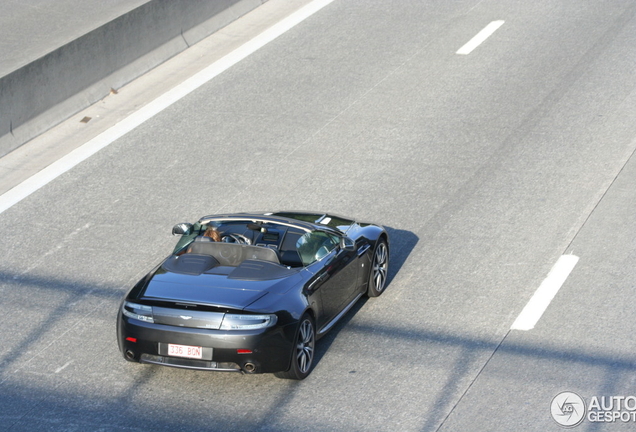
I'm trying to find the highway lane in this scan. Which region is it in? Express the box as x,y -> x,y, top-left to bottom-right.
1,0 -> 636,431
440,142 -> 636,432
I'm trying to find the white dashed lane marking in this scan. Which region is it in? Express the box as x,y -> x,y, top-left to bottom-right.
511,254 -> 579,331
456,20 -> 505,55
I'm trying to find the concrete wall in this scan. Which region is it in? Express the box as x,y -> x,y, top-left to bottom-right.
0,0 -> 266,158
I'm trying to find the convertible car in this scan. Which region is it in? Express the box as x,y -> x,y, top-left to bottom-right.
117,211 -> 389,379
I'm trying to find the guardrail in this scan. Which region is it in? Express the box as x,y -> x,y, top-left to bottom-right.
0,0 -> 266,158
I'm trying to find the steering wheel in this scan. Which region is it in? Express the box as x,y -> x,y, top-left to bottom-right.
221,234 -> 251,245
218,243 -> 242,264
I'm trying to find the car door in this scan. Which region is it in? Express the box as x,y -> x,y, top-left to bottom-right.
306,243 -> 360,332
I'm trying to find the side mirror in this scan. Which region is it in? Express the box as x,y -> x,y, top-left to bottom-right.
340,237 -> 356,251
172,223 -> 193,236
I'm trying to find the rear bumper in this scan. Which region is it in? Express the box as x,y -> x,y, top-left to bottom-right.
117,314 -> 296,374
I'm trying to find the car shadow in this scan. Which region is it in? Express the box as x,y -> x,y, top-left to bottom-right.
384,225 -> 419,286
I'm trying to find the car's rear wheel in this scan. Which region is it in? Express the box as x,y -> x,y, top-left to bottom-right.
367,239 -> 389,297
275,314 -> 315,380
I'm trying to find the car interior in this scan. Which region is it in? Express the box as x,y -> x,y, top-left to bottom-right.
171,221 -> 341,274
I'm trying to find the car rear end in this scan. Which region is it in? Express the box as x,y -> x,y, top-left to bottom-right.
117,300 -> 296,374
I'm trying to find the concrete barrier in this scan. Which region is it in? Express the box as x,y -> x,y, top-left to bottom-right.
0,0 -> 266,158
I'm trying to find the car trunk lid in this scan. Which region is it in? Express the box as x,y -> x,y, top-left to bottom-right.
139,270 -> 300,310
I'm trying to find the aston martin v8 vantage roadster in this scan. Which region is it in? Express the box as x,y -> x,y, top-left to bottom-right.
117,211 -> 389,379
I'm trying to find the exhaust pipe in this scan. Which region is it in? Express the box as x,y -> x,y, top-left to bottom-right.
125,350 -> 136,360
243,363 -> 256,373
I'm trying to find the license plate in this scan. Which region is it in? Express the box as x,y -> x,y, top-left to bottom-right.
168,343 -> 203,359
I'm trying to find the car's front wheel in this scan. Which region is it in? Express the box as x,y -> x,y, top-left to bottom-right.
275,314 -> 315,380
367,239 -> 389,297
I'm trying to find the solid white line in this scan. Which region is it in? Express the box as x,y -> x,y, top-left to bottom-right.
456,20 -> 505,55
511,255 -> 579,331
0,0 -> 335,216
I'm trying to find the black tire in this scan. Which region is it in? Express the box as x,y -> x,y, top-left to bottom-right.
275,314 -> 315,380
367,239 -> 389,297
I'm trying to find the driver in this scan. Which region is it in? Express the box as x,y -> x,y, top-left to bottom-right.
185,226 -> 221,253
202,226 -> 222,242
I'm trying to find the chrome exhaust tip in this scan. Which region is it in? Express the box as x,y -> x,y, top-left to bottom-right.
125,350 -> 136,360
243,363 -> 256,373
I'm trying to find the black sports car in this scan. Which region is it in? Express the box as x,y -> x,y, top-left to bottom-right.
117,211 -> 389,379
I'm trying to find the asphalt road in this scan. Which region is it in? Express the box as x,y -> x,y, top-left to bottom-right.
1,0 -> 636,431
